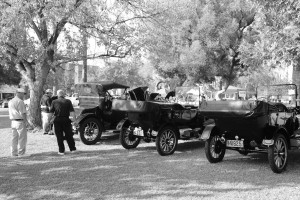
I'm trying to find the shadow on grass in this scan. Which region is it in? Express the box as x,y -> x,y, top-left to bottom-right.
1,141 -> 300,200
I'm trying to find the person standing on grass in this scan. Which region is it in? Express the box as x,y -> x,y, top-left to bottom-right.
49,90 -> 77,155
40,89 -> 54,135
8,88 -> 29,157
48,94 -> 58,134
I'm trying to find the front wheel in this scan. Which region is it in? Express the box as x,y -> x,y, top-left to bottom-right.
120,125 -> 141,149
268,133 -> 288,173
205,134 -> 226,163
79,118 -> 102,145
156,126 -> 178,156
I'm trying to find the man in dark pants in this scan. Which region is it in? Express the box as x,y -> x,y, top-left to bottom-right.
50,90 -> 77,155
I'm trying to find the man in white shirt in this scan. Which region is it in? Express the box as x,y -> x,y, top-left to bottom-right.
8,88 -> 29,157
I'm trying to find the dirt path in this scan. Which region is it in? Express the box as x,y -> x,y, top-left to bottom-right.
1,128 -> 300,200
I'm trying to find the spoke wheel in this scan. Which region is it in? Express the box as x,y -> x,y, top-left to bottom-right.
156,126 -> 178,156
268,133 -> 288,173
120,124 -> 141,149
79,118 -> 102,145
205,134 -> 226,163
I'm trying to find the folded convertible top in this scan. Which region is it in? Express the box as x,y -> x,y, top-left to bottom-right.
112,99 -> 185,113
199,100 -> 273,118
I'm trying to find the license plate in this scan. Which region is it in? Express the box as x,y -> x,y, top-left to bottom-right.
133,129 -> 144,136
226,140 -> 244,148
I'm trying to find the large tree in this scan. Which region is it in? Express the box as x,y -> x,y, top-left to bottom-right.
239,0 -> 300,90
103,56 -> 154,88
146,0 -> 256,92
0,63 -> 21,85
0,0 -> 158,126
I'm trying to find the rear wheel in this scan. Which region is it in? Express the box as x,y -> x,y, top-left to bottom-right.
120,125 -> 141,149
205,134 -> 226,163
268,133 -> 288,173
156,126 -> 178,156
79,118 -> 102,145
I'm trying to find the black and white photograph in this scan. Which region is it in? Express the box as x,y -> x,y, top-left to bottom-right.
1,0 -> 300,199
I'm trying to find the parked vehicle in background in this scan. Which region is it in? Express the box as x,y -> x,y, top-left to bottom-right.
1,97 -> 13,108
0,84 -> 17,108
73,81 -> 129,145
112,86 -> 204,156
200,84 -> 300,173
66,93 -> 79,107
0,99 -> 8,108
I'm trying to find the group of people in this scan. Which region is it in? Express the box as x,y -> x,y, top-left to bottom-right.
8,88 -> 77,157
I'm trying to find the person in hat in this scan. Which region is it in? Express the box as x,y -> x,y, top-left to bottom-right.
50,89 -> 77,155
8,88 -> 29,157
40,89 -> 54,135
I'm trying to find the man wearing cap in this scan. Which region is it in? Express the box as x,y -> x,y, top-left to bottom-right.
50,90 -> 77,155
8,88 -> 29,157
40,89 -> 53,135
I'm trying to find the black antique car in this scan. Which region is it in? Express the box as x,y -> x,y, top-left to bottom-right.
112,87 -> 204,156
200,84 -> 300,173
73,81 -> 129,145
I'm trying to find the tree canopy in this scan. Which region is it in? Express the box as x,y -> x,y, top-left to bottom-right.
144,0 -> 256,89
0,0 -> 160,126
0,64 -> 21,85
1,0 -> 299,126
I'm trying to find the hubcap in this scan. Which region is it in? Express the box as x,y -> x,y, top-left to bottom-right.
210,136 -> 223,158
160,130 -> 176,153
273,138 -> 287,169
124,127 -> 138,145
84,122 -> 99,141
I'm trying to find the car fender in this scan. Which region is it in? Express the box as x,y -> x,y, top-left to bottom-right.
263,126 -> 289,147
157,123 -> 180,138
200,124 -> 216,140
75,113 -> 98,124
275,126 -> 290,146
116,118 -> 131,130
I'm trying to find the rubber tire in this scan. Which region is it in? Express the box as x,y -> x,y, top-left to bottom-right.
268,133 -> 288,173
156,126 -> 178,156
119,125 -> 141,149
79,118 -> 102,145
205,134 -> 226,163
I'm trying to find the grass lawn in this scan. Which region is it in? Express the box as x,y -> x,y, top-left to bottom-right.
2,127 -> 300,200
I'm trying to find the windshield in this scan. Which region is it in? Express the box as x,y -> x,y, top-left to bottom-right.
256,84 -> 298,108
107,88 -> 127,99
75,84 -> 103,96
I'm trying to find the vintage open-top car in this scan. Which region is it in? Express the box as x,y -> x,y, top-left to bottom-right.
200,84 -> 300,173
112,86 -> 204,156
73,81 -> 129,145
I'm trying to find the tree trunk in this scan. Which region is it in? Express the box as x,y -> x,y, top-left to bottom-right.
28,84 -> 43,126
27,63 -> 51,127
81,29 -> 88,82
182,75 -> 195,86
214,76 -> 230,100
292,64 -> 300,97
52,70 -> 59,95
